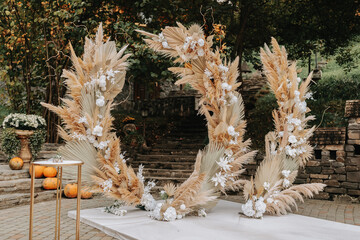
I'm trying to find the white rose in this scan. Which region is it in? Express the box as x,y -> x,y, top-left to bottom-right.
96,96 -> 105,107
92,125 -> 103,137
198,38 -> 205,46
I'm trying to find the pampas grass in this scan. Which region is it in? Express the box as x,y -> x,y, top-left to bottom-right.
241,38 -> 325,218
139,23 -> 255,219
41,24 -> 145,206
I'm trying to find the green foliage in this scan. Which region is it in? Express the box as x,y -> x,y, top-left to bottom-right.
123,132 -> 144,147
0,128 -> 21,160
247,75 -> 360,150
0,128 -> 46,161
29,129 -> 46,161
246,92 -> 277,149
309,77 -> 360,127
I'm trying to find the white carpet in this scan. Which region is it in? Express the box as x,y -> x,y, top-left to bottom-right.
68,200 -> 360,240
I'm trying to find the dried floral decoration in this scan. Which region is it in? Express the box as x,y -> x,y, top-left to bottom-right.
240,38 -> 325,218
138,23 -> 256,221
42,24 -> 154,208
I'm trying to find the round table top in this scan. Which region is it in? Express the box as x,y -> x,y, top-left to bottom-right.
31,159 -> 84,166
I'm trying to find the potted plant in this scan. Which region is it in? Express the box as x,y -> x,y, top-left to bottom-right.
1,113 -> 46,168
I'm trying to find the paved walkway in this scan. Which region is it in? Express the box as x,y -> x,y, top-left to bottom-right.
0,196 -> 359,240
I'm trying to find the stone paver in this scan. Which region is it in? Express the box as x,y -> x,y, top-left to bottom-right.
0,196 -> 115,240
0,195 -> 359,240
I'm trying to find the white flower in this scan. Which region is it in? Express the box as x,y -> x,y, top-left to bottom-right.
278,131 -> 284,137
162,41 -> 169,48
211,172 -> 227,187
285,146 -> 297,157
305,92 -> 313,99
180,204 -> 186,210
92,125 -> 103,137
294,90 -> 300,98
150,203 -> 163,220
254,197 -> 266,218
263,182 -> 271,191
229,93 -> 238,105
113,161 -> 120,173
100,179 -> 113,192
297,77 -> 301,83
267,198 -> 274,204
97,141 -> 109,150
78,116 -> 88,124
221,82 -> 232,91
242,199 -> 255,217
217,157 -> 232,172
227,126 -> 236,136
137,164 -> 145,184
87,135 -> 96,144
288,135 -> 297,144
218,64 -> 229,72
229,139 -> 237,145
298,101 -> 307,113
197,48 -> 204,56
163,207 -> 177,221
98,75 -> 107,91
198,38 -> 205,47
71,132 -> 87,141
106,69 -> 115,78
198,208 -> 207,217
287,124 -> 294,132
283,178 -> 291,188
224,149 -> 233,157
282,170 -> 291,178
204,68 -> 213,78
96,95 -> 105,107
141,193 -> 157,211
286,79 -> 292,89
289,117 -> 301,126
176,214 -> 183,220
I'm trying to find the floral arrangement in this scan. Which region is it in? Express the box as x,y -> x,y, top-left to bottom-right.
139,25 -> 325,221
41,24 -> 154,208
2,113 -> 46,130
240,38 -> 325,218
138,23 -> 256,221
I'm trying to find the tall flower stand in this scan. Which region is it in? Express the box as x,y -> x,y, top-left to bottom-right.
15,129 -> 33,169
29,160 -> 84,240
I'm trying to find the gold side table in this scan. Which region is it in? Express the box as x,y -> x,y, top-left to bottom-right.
29,160 -> 84,240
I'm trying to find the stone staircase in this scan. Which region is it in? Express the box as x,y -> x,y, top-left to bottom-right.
0,143 -> 62,209
131,115 -> 208,188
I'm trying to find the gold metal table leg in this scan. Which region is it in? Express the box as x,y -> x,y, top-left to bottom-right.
29,164 -> 35,240
57,167 -> 63,239
76,165 -> 82,240
55,166 -> 60,240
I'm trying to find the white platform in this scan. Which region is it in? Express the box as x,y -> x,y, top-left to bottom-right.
68,200 -> 360,240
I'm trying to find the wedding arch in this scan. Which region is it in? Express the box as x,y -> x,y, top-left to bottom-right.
42,23 -> 325,221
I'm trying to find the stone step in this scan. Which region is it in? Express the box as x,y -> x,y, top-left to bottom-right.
37,150 -> 58,159
134,168 -> 193,178
0,191 -> 57,210
158,139 -> 206,144
131,161 -> 195,170
152,143 -> 205,149
0,164 -> 30,181
0,178 -> 43,194
149,149 -> 199,155
135,154 -> 196,162
143,176 -> 188,187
